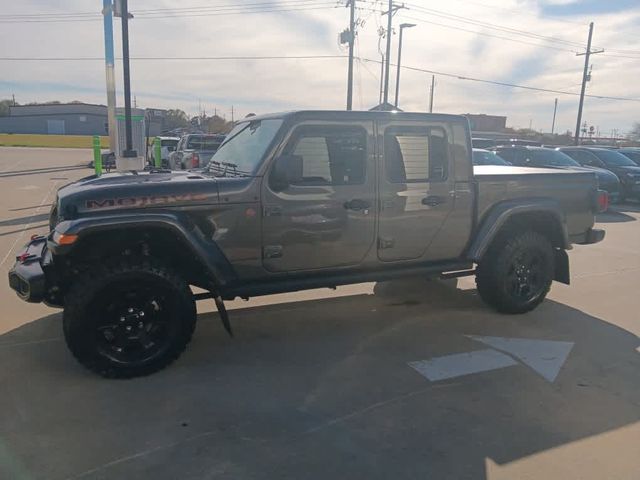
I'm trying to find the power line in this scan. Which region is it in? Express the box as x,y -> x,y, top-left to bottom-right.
403,2 -> 588,49
0,2 -> 339,23
3,52 -> 636,102
358,57 -> 640,102
390,12 -> 577,53
0,55 -> 349,61
0,0 -> 331,17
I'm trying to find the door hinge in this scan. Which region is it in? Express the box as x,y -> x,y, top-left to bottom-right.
378,237 -> 395,249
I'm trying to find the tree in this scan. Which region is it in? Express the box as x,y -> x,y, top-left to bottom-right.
206,114 -> 234,134
164,109 -> 189,130
630,122 -> 640,141
0,99 -> 15,116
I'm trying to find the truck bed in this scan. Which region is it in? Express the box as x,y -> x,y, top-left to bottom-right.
473,165 -> 597,240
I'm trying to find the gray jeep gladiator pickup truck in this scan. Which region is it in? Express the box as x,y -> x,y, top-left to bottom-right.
8,111 -> 606,378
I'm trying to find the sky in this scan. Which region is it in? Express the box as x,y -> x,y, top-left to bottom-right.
1,0 -> 639,136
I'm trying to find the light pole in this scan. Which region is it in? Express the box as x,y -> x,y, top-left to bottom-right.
120,0 -> 136,158
394,23 -> 415,108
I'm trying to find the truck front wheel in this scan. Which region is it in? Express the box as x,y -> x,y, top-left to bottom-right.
63,260 -> 197,378
476,231 -> 554,314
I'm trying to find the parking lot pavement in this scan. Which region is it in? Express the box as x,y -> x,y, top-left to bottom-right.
0,148 -> 639,480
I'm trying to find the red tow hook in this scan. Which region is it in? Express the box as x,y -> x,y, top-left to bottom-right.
17,253 -> 36,263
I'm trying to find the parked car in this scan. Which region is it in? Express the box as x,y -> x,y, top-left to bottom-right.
497,138 -> 542,147
9,110 -> 606,378
149,136 -> 179,168
472,148 -> 510,166
472,138 -> 496,149
559,147 -> 640,201
495,146 -> 621,203
618,148 -> 640,166
169,134 -> 226,170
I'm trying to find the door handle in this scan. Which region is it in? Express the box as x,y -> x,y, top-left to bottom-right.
344,199 -> 370,211
422,195 -> 445,207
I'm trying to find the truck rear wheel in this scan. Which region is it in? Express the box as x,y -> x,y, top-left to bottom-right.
476,230 -> 554,314
63,260 -> 196,378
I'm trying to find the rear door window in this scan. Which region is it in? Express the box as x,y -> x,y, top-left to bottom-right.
384,126 -> 447,183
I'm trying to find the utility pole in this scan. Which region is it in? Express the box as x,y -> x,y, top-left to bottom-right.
394,23 -> 415,107
428,75 -> 435,113
11,93 -> 15,106
574,22 -> 603,145
119,0 -> 136,157
381,1 -> 405,106
345,0 -> 356,110
379,54 -> 385,105
551,98 -> 558,134
102,0 -> 117,155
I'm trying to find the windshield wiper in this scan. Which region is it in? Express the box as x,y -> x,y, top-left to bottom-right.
207,161 -> 250,177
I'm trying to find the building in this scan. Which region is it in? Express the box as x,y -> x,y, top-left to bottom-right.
0,103 -> 109,135
0,102 -> 168,136
462,114 -> 507,133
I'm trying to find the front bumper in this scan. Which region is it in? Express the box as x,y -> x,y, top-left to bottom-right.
8,236 -> 50,303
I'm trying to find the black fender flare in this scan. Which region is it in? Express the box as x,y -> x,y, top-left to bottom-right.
466,198 -> 570,261
50,212 -> 236,287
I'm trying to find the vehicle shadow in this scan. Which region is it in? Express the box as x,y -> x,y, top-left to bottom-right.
615,202 -> 640,213
0,165 -> 87,179
0,281 -> 638,480
596,210 -> 636,223
0,213 -> 50,228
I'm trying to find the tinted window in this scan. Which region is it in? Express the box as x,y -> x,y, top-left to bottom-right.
495,148 -> 518,163
592,149 -> 637,167
529,149 -> 580,167
186,136 -> 204,150
562,149 -> 598,166
620,151 -> 640,164
286,126 -> 366,186
160,139 -> 178,147
203,136 -> 224,150
385,127 -> 447,183
472,150 -> 509,165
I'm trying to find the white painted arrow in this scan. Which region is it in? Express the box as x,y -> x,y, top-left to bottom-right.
466,335 -> 574,382
409,336 -> 574,384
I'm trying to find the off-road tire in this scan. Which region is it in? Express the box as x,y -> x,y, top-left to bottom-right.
63,259 -> 197,378
476,230 -> 554,314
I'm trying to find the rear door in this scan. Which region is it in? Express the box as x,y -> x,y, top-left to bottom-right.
261,121 -> 376,272
377,120 -> 454,262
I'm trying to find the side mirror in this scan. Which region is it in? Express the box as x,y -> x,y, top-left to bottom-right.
270,154 -> 303,191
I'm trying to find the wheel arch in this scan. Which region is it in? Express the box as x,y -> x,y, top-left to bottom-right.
467,199 -> 571,285
50,212 -> 236,288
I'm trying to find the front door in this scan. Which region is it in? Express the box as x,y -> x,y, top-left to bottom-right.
261,122 -> 376,272
377,121 -> 454,262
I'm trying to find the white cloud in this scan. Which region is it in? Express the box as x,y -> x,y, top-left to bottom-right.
1,0 -> 639,134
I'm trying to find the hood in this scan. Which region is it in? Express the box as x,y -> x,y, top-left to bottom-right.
543,164 -> 619,184
607,164 -> 640,175
56,170 -> 220,219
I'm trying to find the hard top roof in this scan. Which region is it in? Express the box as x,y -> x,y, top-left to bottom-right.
238,110 -> 468,123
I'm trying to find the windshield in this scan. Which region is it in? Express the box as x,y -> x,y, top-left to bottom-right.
473,150 -> 509,165
531,149 -> 580,167
620,151 -> 640,164
594,149 -> 637,167
207,119 -> 283,175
